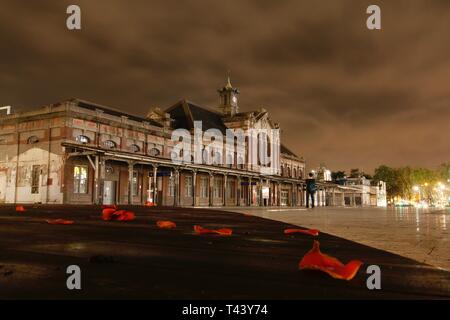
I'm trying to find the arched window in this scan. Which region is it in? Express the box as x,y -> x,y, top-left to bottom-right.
149,148 -> 160,157
293,168 -> 297,178
130,144 -> 140,153
103,140 -> 117,149
76,135 -> 90,144
281,166 -> 284,177
287,167 -> 291,177
27,136 -> 39,144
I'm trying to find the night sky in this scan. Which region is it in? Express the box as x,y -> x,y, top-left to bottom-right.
1,0 -> 449,172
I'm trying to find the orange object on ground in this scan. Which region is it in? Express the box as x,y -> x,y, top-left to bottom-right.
194,225 -> 232,236
102,208 -> 116,221
144,201 -> 154,207
284,228 -> 319,236
15,205 -> 26,212
46,219 -> 75,225
115,210 -> 135,221
101,208 -> 135,221
156,220 -> 177,229
299,240 -> 363,281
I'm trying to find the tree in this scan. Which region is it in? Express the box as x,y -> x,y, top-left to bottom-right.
331,171 -> 346,181
373,165 -> 401,201
349,168 -> 361,178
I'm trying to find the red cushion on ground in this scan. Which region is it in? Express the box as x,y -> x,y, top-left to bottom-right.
299,240 -> 363,281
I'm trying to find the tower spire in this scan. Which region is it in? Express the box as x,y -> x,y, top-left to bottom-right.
217,73 -> 240,116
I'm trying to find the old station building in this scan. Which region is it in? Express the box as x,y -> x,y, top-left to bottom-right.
1,79 -> 379,207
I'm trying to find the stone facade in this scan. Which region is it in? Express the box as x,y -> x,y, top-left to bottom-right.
0,81 -> 350,207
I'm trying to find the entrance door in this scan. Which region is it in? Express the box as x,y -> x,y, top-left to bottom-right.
0,172 -> 6,203
103,181 -> 116,205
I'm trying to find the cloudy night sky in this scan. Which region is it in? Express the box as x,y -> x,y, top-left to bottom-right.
1,0 -> 449,172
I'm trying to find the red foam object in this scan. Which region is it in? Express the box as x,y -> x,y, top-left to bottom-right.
46,219 -> 75,225
102,208 -> 116,221
194,225 -> 232,236
15,205 -> 26,213
156,220 -> 177,229
101,208 -> 135,221
116,210 -> 135,221
284,228 -> 319,236
299,240 -> 363,281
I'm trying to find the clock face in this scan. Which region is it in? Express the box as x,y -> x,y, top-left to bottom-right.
231,95 -> 237,105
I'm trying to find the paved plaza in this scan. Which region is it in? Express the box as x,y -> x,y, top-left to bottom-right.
231,206 -> 450,271
0,205 -> 449,299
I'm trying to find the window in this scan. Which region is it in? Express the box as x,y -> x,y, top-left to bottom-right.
27,136 -> 39,144
226,180 -> 235,199
169,177 -> 175,197
149,147 -> 160,156
103,140 -> 117,149
213,177 -> 223,198
226,154 -> 233,168
130,144 -> 140,153
73,165 -> 88,194
31,165 -> 40,194
184,176 -> 193,197
132,171 -> 139,196
76,135 -> 90,144
200,176 -> 208,198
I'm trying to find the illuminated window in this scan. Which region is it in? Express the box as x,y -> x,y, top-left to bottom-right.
169,176 -> 175,197
103,140 -> 117,149
184,175 -> 193,197
74,165 -> 88,193
213,177 -> 223,198
200,176 -> 208,198
132,171 -> 139,196
76,135 -> 90,144
31,165 -> 40,194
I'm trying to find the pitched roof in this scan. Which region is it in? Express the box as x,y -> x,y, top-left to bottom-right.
71,98 -> 163,127
165,99 -> 301,159
280,144 -> 299,158
166,100 -> 227,133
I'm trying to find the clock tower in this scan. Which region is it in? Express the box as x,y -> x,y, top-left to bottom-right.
218,76 -> 239,116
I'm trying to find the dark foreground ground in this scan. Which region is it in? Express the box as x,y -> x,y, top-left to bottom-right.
0,205 -> 449,299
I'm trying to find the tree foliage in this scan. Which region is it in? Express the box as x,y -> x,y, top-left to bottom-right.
373,163 -> 448,199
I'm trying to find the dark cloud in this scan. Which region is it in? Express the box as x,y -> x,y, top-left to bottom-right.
1,0 -> 449,172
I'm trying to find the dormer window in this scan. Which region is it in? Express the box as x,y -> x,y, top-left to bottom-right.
103,140 -> 117,149
76,135 -> 90,144
130,144 -> 140,153
27,136 -> 39,144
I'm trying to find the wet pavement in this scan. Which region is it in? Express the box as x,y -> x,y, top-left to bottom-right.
232,206 -> 450,271
0,204 -> 449,299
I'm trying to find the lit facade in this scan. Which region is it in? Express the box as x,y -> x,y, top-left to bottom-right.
0,80 -> 324,207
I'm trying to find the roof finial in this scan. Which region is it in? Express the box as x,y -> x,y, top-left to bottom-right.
226,70 -> 233,89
